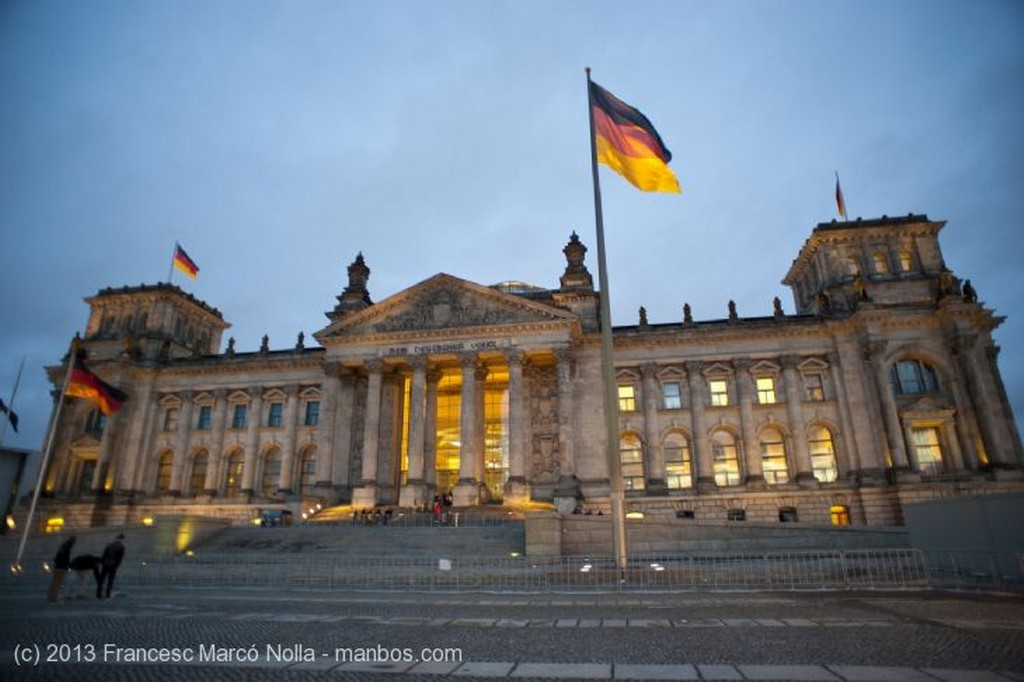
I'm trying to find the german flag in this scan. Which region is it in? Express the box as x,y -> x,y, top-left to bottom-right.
172,243 -> 199,279
590,80 -> 680,193
67,359 -> 128,416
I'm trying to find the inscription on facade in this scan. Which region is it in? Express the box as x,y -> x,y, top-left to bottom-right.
381,338 -> 510,357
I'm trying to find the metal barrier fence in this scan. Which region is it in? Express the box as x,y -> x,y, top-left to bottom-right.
6,548 -> 1021,592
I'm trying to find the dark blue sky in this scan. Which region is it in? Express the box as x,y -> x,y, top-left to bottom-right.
1,0 -> 1022,451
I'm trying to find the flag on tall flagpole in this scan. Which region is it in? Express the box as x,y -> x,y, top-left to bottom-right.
172,242 -> 199,279
835,172 -> 847,219
66,355 -> 128,416
589,80 -> 680,193
0,398 -> 17,433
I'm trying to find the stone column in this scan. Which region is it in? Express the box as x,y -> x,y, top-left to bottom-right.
552,348 -> 579,507
240,387 -> 263,495
865,341 -> 910,473
117,374 -> 156,495
827,351 -> 862,477
400,356 -> 428,507
641,362 -> 667,495
685,361 -> 715,491
504,349 -> 530,504
315,362 -> 342,487
454,352 -> 483,506
205,389 -> 228,493
331,371 -> 356,491
278,385 -> 301,494
91,411 -> 120,494
968,343 -> 1023,470
781,356 -> 814,484
423,367 -> 442,493
733,359 -> 764,487
168,391 -> 193,495
352,359 -> 384,507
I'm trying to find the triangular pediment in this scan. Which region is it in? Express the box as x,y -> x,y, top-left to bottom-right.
315,273 -> 577,341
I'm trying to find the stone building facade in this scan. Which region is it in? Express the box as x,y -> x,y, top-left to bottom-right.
37,215 -> 1024,528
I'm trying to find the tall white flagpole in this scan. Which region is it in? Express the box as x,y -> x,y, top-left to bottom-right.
585,67 -> 628,579
12,346 -> 76,574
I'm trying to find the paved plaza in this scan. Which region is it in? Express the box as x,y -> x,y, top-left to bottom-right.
1,582 -> 1022,681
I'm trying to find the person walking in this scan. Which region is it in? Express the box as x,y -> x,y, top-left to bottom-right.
97,534 -> 125,599
47,535 -> 76,603
69,554 -> 102,598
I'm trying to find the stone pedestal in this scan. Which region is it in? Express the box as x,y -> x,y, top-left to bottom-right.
351,484 -> 379,509
399,480 -> 428,509
453,479 -> 484,507
503,477 -> 531,506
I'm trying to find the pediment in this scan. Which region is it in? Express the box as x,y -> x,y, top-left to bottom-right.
315,273 -> 577,341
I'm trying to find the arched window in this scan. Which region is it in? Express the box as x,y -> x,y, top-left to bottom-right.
830,505 -> 850,526
760,427 -> 789,485
298,447 -> 317,495
84,409 -> 107,436
898,250 -> 913,272
619,433 -> 645,492
872,251 -> 889,275
663,432 -> 692,490
809,426 -> 838,483
890,359 -> 939,395
189,451 -> 208,495
224,450 -> 244,496
711,430 -> 741,486
155,451 -> 173,494
261,449 -> 282,497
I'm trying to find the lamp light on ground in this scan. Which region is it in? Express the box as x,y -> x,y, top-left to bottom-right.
141,517 -> 154,527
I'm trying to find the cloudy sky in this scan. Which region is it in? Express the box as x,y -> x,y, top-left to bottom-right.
1,0 -> 1022,454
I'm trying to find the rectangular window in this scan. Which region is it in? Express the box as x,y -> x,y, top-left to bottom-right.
804,374 -> 825,402
912,427 -> 944,477
163,407 -> 178,432
662,382 -> 682,410
196,405 -> 212,431
304,401 -> 320,426
756,377 -> 777,404
231,404 -> 247,429
267,402 -> 284,428
709,379 -> 729,407
618,384 -> 637,412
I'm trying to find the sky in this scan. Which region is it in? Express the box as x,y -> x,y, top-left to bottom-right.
1,0 -> 1022,455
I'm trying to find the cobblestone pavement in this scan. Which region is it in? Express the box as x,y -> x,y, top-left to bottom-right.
1,584 -> 1022,681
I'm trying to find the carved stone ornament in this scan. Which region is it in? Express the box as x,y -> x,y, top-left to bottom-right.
374,288 -> 530,333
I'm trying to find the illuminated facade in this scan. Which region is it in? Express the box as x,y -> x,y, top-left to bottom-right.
37,215 -> 1024,528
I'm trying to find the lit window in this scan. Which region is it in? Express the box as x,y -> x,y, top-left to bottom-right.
190,452 -> 208,494
662,382 -> 682,410
911,427 -> 944,477
261,450 -> 281,496
618,385 -> 637,412
709,379 -> 729,407
267,402 -> 284,428
899,250 -> 913,272
872,251 -> 889,274
163,407 -> 179,432
890,360 -> 939,395
804,374 -> 825,402
760,427 -> 789,484
196,405 -> 212,430
712,430 -> 740,486
619,433 -> 645,491
664,432 -> 692,490
830,505 -> 850,526
231,404 -> 247,429
756,377 -> 776,404
809,426 -> 838,483
155,452 -> 173,493
304,401 -> 320,426
224,451 -> 244,495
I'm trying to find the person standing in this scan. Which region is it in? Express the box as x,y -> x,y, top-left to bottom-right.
69,554 -> 102,598
47,536 -> 76,603
97,534 -> 125,599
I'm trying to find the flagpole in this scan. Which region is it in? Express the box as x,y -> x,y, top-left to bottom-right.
167,243 -> 176,284
12,346 -> 76,574
0,356 -> 25,448
585,67 -> 628,579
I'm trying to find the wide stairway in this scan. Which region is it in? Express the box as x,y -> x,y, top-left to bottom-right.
191,507 -> 526,558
